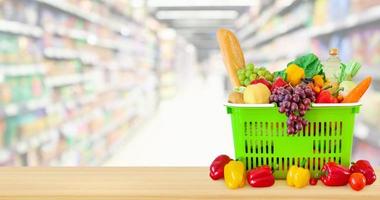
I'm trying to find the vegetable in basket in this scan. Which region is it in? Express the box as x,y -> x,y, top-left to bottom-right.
251,78 -> 272,90
342,76 -> 372,103
339,81 -> 357,97
274,53 -> 324,80
247,166 -> 275,187
320,162 -> 350,186
224,160 -> 246,189
338,61 -> 361,82
286,159 -> 310,188
271,77 -> 288,91
285,64 -> 305,86
209,155 -> 232,180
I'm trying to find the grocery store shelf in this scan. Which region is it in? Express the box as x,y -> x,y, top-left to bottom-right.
0,64 -> 46,76
36,0 -> 121,32
237,0 -> 297,40
0,20 -> 42,37
43,48 -> 78,60
242,20 -> 306,48
43,47 -> 100,64
45,74 -> 84,87
245,46 -> 308,63
0,98 -> 49,118
44,26 -> 93,41
15,129 -> 59,154
89,116 -> 128,142
44,27 -> 119,50
311,5 -> 380,37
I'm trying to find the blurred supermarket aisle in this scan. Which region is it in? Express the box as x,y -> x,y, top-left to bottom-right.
2,0 -> 380,167
105,74 -> 234,166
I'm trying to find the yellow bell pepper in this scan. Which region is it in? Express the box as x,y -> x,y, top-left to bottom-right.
286,160 -> 310,188
312,75 -> 324,88
224,160 -> 246,189
286,64 -> 305,86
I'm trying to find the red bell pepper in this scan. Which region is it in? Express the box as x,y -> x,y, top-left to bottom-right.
247,165 -> 275,187
209,155 -> 232,180
251,78 -> 272,90
271,77 -> 288,91
320,162 -> 351,186
350,160 -> 376,185
316,90 -> 338,103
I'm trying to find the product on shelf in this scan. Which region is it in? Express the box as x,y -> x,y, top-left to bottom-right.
0,0 -> 170,166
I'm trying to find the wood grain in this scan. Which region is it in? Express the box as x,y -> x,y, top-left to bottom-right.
0,167 -> 378,200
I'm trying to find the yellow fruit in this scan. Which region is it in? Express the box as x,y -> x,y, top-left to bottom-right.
312,75 -> 324,87
286,64 -> 305,86
228,92 -> 244,104
243,83 -> 270,104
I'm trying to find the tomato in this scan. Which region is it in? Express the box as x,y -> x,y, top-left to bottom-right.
309,178 -> 318,185
349,173 -> 366,191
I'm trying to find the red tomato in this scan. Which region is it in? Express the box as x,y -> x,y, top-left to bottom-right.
309,178 -> 318,185
349,173 -> 366,191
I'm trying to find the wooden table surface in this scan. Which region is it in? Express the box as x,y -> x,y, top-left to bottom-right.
0,167 -> 378,200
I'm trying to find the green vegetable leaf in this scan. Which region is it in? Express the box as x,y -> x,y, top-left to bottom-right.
287,53 -> 324,78
273,70 -> 286,80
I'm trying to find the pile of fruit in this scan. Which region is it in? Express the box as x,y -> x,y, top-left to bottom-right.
210,154 -> 376,191
218,28 -> 372,134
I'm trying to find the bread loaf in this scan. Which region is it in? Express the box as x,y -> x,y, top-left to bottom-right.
217,28 -> 246,87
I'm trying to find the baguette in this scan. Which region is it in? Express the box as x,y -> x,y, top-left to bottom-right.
217,28 -> 246,87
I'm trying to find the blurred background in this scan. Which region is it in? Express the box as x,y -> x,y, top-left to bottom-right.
0,0 -> 379,166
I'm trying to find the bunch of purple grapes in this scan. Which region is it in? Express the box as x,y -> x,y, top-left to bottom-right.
270,84 -> 316,134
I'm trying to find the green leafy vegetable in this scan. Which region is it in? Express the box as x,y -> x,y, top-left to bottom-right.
273,70 -> 286,80
287,53 -> 324,78
338,61 -> 361,82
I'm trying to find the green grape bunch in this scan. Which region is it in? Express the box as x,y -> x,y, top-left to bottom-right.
237,63 -> 274,86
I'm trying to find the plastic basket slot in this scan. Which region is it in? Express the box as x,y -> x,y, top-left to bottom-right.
244,140 -> 248,153
333,139 -> 337,153
328,140 -> 331,153
339,121 -> 343,136
244,122 -> 248,136
251,157 -> 254,169
271,141 -> 274,153
270,122 -> 274,137
249,121 -> 253,137
285,157 -> 289,172
245,157 -> 249,170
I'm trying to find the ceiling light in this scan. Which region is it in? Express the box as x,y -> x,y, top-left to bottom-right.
148,0 -> 257,7
156,10 -> 238,20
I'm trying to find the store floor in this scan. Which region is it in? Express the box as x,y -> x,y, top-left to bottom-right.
104,75 -> 234,166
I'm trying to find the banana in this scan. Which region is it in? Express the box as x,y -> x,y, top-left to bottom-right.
217,28 -> 246,87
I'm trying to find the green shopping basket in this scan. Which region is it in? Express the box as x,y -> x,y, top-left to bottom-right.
226,103 -> 361,179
